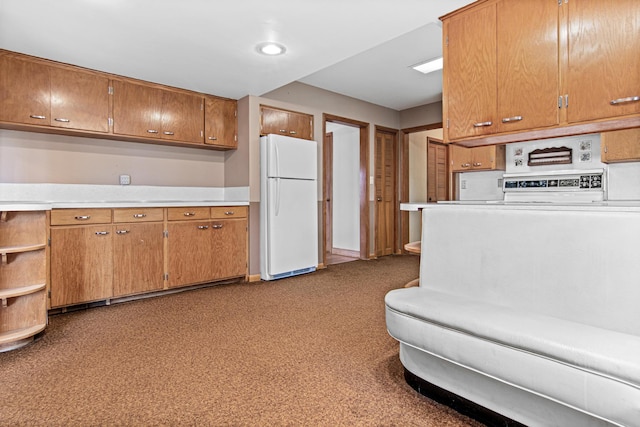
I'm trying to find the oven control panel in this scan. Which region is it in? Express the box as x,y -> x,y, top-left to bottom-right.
504,173 -> 603,191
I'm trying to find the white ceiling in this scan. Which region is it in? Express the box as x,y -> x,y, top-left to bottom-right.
0,1 -> 473,111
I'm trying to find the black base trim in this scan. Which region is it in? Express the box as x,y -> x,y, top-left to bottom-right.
404,369 -> 527,427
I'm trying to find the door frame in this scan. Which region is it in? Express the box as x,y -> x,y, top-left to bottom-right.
322,114 -> 370,264
399,123 -> 443,252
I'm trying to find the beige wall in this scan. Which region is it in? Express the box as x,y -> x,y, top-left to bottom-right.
0,129 -> 226,186
399,101 -> 443,129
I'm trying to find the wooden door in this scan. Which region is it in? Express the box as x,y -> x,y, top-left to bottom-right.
566,0 -> 640,123
112,80 -> 163,138
323,132 -> 334,259
50,67 -> 110,133
427,140 -> 449,202
497,0 -> 559,132
50,225 -> 113,307
0,54 -> 50,125
166,221 -> 213,288
375,130 -> 396,257
445,2 -> 497,140
112,222 -> 164,297
160,90 -> 203,144
205,97 -> 237,148
210,219 -> 247,279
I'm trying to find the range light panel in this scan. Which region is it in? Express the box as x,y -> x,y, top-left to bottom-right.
411,57 -> 443,74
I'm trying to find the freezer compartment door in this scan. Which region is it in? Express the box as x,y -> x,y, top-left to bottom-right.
263,178 -> 318,279
264,134 -> 317,180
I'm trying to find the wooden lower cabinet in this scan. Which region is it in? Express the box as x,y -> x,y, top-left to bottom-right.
113,222 -> 164,297
166,221 -> 216,288
50,224 -> 113,307
211,219 -> 247,279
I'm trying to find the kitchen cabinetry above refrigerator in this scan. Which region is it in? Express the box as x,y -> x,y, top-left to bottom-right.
441,0 -> 640,147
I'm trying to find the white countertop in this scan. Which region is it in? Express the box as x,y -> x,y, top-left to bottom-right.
401,200 -> 640,213
0,183 -> 249,211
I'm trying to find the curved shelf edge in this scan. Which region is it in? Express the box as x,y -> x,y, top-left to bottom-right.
0,323 -> 47,346
0,283 -> 46,300
0,243 -> 47,255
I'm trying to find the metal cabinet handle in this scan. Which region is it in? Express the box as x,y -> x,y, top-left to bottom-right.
610,96 -> 640,105
147,129 -> 159,134
473,121 -> 493,128
473,162 -> 483,167
212,224 -> 223,229
501,116 -> 523,123
289,131 -> 297,135
75,215 -> 91,220
208,136 -> 218,141
163,131 -> 174,135
197,225 -> 209,230
133,213 -> 147,218
54,118 -> 70,123
116,230 -> 130,235
279,129 -> 287,133
461,163 -> 471,168
95,231 -> 110,235
29,115 -> 46,119
224,211 -> 234,216
183,212 -> 196,217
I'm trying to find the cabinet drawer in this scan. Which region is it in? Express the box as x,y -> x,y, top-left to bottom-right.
210,206 -> 247,219
51,209 -> 112,225
113,208 -> 164,223
167,207 -> 210,221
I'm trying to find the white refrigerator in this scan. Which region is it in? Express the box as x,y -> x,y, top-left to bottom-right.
260,134 -> 318,281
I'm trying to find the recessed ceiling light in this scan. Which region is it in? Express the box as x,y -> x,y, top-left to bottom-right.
257,42 -> 287,56
411,57 -> 443,74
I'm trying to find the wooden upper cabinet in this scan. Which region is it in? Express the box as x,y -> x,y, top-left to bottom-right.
49,67 -> 110,132
445,2 -> 497,140
0,52 -> 109,132
205,96 -> 237,148
496,0 -> 559,133
260,106 -> 314,140
112,80 -> 203,144
450,144 -> 505,172
601,128 -> 640,163
566,0 -> 640,123
0,53 -> 50,125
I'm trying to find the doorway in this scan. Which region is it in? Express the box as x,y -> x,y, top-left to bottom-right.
322,114 -> 369,266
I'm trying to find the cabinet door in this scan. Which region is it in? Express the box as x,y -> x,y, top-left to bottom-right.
211,219 -> 247,279
113,223 -> 164,297
601,128 -> 640,163
261,106 -> 288,136
50,67 -> 110,132
445,2 -> 497,140
204,97 -> 237,148
449,145 -> 472,172
112,80 -> 163,138
497,0 -> 559,132
50,225 -> 113,307
166,221 -> 213,288
287,111 -> 313,140
567,0 -> 640,123
0,54 -> 50,125
160,90 -> 203,144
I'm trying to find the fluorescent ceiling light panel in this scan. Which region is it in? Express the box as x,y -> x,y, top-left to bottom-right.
412,57 -> 443,74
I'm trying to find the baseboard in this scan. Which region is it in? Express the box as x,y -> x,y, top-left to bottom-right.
331,248 -> 359,258
404,369 -> 526,427
248,274 -> 261,282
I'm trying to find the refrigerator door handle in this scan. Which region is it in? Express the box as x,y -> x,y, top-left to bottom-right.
275,177 -> 280,216
274,144 -> 280,178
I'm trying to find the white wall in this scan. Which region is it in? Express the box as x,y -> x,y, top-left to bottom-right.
327,123 -> 360,252
0,129 -> 226,186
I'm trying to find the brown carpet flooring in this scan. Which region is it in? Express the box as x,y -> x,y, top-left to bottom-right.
0,255 -> 482,427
